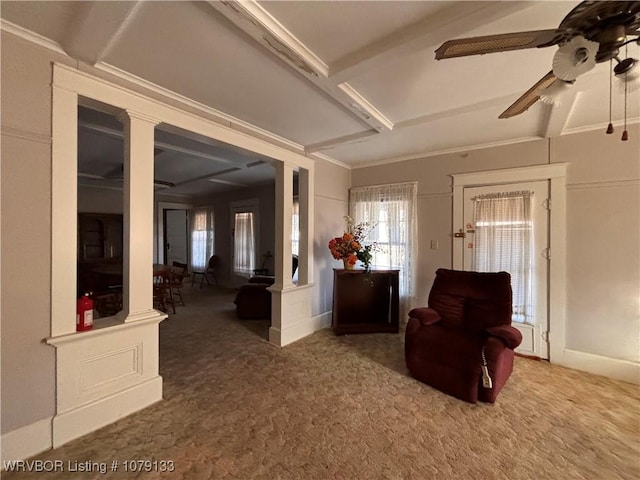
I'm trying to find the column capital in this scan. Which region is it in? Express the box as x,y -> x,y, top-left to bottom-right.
116,109 -> 160,126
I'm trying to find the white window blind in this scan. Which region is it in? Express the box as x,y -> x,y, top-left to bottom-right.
292,201 -> 300,256
472,190 -> 534,324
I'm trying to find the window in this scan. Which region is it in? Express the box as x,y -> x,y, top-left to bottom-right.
233,212 -> 256,276
191,208 -> 215,272
349,182 -> 417,315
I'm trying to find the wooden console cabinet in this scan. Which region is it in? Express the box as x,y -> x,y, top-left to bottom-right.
332,268 -> 400,335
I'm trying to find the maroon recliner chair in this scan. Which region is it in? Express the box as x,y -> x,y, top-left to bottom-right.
405,268 -> 522,403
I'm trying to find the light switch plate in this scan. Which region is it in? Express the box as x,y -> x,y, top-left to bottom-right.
430,240 -> 439,250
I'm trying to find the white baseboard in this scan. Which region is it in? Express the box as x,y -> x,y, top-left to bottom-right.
270,311 -> 332,346
561,349 -> 640,384
52,375 -> 163,448
1,416 -> 52,464
312,311 -> 332,330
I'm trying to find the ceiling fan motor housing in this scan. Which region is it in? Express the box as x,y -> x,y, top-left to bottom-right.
435,1 -> 640,119
593,24 -> 630,62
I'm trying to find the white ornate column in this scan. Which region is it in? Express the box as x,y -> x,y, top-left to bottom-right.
269,161 -> 314,346
47,77 -> 165,449
117,110 -> 158,321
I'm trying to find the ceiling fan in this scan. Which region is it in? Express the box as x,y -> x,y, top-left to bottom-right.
435,1 -> 640,123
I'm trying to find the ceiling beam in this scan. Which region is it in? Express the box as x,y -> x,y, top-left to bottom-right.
206,0 -> 393,133
538,91 -> 580,138
305,94 -> 522,152
305,129 -> 378,154
395,94 -> 519,129
61,1 -> 142,65
78,120 -> 238,166
329,1 -> 537,84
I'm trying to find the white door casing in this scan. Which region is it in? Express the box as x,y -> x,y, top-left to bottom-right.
451,163 -> 567,364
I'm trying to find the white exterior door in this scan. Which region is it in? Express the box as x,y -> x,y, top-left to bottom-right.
461,181 -> 550,359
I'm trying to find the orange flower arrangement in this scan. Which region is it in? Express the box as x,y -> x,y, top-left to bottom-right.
328,216 -> 378,270
328,232 -> 361,267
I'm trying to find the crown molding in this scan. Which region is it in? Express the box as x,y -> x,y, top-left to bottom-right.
308,152 -> 352,170
562,117 -> 640,136
350,136 -> 543,169
0,19 -> 67,55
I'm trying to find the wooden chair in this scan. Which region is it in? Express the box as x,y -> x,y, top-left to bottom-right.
169,262 -> 188,306
191,255 -> 219,288
153,271 -> 175,314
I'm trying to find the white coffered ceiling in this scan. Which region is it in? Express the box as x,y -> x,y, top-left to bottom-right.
2,1 -> 639,196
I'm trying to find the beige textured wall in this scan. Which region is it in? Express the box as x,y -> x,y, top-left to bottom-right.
0,34 -> 70,433
352,139 -> 549,305
196,183 -> 276,286
554,126 -> 640,362
313,159 -> 350,317
352,130 -> 640,363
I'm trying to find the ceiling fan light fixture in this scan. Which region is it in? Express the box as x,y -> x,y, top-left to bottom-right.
539,80 -> 573,105
552,36 -> 599,81
614,57 -> 638,75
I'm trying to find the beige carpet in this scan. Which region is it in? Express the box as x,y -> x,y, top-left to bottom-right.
5,287 -> 639,479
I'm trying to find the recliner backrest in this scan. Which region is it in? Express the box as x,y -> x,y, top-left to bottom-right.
428,268 -> 512,331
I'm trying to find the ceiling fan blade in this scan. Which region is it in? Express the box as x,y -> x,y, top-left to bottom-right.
499,71 -> 559,119
435,29 -> 561,60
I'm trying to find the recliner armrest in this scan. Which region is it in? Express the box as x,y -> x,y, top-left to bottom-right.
408,307 -> 442,326
485,325 -> 523,349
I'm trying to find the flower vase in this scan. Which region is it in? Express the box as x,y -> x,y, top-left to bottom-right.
343,258 -> 354,270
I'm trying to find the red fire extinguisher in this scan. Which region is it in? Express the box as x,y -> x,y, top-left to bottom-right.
76,293 -> 94,332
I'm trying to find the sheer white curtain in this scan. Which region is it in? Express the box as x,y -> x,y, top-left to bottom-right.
472,191 -> 534,324
291,201 -> 300,256
233,212 -> 256,276
190,208 -> 215,272
349,182 -> 418,316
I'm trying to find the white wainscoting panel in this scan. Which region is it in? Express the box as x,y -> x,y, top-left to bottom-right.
47,314 -> 164,447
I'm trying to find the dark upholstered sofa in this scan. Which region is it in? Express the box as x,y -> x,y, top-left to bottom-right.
405,268 -> 522,403
234,256 -> 298,319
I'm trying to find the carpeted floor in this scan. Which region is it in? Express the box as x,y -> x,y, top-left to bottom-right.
4,286 -> 639,479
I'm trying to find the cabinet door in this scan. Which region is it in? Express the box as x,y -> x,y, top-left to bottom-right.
332,270 -> 398,334
79,217 -> 105,260
104,218 -> 123,259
